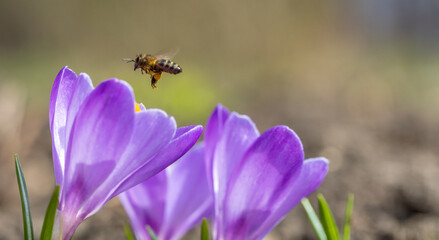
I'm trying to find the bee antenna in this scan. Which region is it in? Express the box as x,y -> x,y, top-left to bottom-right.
123,58 -> 134,63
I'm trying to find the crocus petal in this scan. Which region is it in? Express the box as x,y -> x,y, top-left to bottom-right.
211,112 -> 259,234
251,157 -> 329,239
119,171 -> 168,240
55,73 -> 94,186
82,109 -> 177,216
49,66 -> 77,132
205,104 -> 230,165
161,143 -> 212,240
112,125 -> 203,196
120,109 -> 177,169
222,126 -> 304,239
120,143 -> 212,240
137,103 -> 147,111
61,79 -> 135,225
205,104 -> 230,192
50,67 -> 78,184
64,73 -> 94,151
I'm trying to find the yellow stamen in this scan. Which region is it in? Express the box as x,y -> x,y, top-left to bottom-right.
135,103 -> 141,112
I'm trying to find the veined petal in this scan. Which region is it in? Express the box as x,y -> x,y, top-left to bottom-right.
60,160 -> 116,239
50,69 -> 94,186
205,104 -> 230,165
61,79 -> 135,222
251,157 -> 329,239
119,171 -> 168,240
205,104 -> 230,191
49,66 -> 77,132
161,143 -> 213,240
120,143 -> 212,240
117,109 -> 177,179
112,125 -> 203,197
65,73 -> 94,149
82,109 -> 177,217
222,126 -> 304,239
211,112 -> 259,236
50,67 -> 78,185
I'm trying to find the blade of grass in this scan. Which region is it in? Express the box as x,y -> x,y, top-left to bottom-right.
15,154 -> 35,240
301,198 -> 327,240
123,223 -> 135,240
317,194 -> 340,240
201,218 -> 210,240
40,185 -> 60,240
146,226 -> 158,240
342,194 -> 354,240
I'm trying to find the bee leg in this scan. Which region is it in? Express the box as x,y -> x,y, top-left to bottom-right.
150,73 -> 162,89
154,73 -> 162,81
150,77 -> 157,89
149,75 -> 157,89
151,75 -> 159,89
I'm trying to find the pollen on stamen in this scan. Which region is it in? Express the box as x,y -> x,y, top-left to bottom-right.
135,103 -> 141,112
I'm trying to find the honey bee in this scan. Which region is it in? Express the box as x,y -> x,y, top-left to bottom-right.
124,49 -> 182,89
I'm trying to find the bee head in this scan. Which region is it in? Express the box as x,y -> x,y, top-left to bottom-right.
133,54 -> 143,71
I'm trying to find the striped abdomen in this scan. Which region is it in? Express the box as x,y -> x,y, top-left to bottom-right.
155,59 -> 182,74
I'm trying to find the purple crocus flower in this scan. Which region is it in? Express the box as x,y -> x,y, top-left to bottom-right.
49,66 -> 203,239
119,143 -> 212,240
205,104 -> 329,240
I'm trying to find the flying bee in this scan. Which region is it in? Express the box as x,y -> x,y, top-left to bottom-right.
124,49 -> 182,89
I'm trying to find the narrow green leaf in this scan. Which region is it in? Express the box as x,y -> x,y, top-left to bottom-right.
124,223 -> 135,240
201,218 -> 210,240
40,185 -> 60,240
317,194 -> 340,240
15,154 -> 34,240
301,198 -> 327,240
146,225 -> 158,240
342,194 -> 354,240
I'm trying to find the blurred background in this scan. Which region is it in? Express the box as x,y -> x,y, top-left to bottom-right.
1,0 -> 439,239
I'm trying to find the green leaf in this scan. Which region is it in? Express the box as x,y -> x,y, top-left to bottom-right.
15,154 -> 35,240
342,194 -> 354,240
40,185 -> 60,240
124,223 -> 135,240
201,218 -> 210,240
301,198 -> 327,240
317,194 -> 340,240
146,225 -> 158,240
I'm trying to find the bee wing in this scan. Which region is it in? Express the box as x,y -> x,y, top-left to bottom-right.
153,47 -> 180,60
